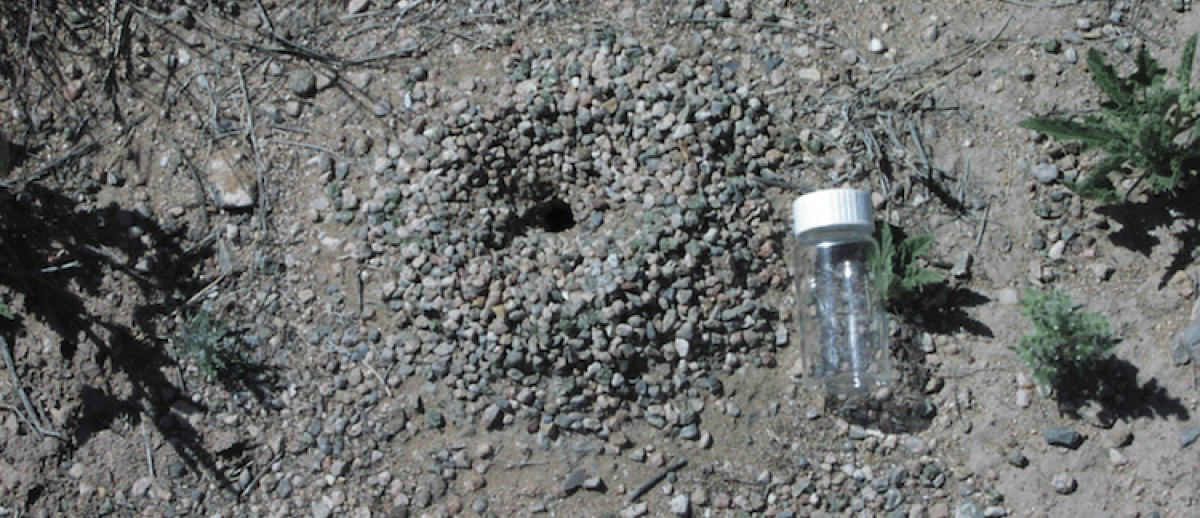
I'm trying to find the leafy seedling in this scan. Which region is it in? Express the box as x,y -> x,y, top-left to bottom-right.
871,222 -> 943,308
1013,289 -> 1118,397
1019,35 -> 1200,202
171,311 -> 243,382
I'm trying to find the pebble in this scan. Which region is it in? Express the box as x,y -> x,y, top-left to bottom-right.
1044,426 -> 1082,449
951,250 -> 972,279
1051,472 -> 1077,494
347,0 -> 370,15
1005,449 -> 1028,468
1030,163 -> 1060,184
868,38 -> 887,54
1171,320 -> 1200,365
289,69 -> 318,98
620,502 -> 648,518
669,494 -> 690,516
562,469 -> 588,493
1180,426 -> 1200,448
1014,389 -> 1031,408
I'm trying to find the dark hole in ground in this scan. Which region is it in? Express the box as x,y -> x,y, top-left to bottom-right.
529,198 -> 575,232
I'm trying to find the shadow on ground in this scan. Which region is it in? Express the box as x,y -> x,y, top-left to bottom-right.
1060,356 -> 1190,424
0,181 -> 277,505
1097,188 -> 1200,289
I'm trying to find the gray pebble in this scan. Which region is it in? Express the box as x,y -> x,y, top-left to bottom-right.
679,424 -> 700,440
1030,163 -> 1060,184
289,69 -> 318,98
562,468 -> 588,493
1180,426 -> 1200,448
1044,426 -> 1082,449
1051,472 -> 1077,494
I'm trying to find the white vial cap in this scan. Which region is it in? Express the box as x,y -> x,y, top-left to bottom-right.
792,188 -> 875,237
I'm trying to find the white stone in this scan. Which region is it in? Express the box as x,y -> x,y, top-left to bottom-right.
347,0 -> 370,15
868,38 -> 887,54
209,153 -> 256,210
669,494 -> 690,516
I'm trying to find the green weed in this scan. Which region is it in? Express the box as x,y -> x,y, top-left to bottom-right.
870,223 -> 943,307
1013,289 -> 1118,395
171,311 -> 242,382
1019,35 -> 1200,202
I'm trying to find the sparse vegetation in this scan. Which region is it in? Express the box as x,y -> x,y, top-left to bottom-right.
1019,34 -> 1200,202
171,311 -> 242,382
871,222 -> 943,307
1013,289 -> 1118,396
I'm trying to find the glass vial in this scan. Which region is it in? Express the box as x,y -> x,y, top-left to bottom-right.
791,189 -> 892,399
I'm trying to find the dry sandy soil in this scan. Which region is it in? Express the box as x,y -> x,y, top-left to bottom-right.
2,0 -> 1200,517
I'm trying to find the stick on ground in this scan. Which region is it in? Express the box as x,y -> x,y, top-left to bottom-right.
627,457 -> 688,503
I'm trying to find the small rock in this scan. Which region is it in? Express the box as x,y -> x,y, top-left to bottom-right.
1108,448 -> 1128,466
1171,320 -> 1200,365
1051,472 -> 1077,494
1016,66 -> 1036,82
1044,426 -> 1083,449
425,409 -> 444,428
868,38 -> 887,54
130,476 -> 154,498
669,494 -> 690,516
955,500 -> 980,518
312,499 -> 333,518
481,404 -> 503,430
347,0 -> 370,15
1047,240 -> 1067,260
679,424 -> 700,441
170,6 -> 195,28
1180,426 -> 1200,448
1031,163 -> 1060,184
951,250 -> 972,279
209,153 -> 256,210
1087,262 -> 1114,282
1015,389 -> 1031,408
1005,449 -> 1028,468
562,469 -> 588,493
620,502 -> 648,518
983,506 -> 1009,517
289,69 -> 318,98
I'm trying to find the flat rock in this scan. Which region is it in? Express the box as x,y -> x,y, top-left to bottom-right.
347,0 -> 370,15
669,494 -> 690,516
1044,426 -> 1082,449
209,151 -> 256,210
1180,426 -> 1200,448
1170,319 -> 1200,365
562,468 -> 588,493
1031,163 -> 1060,184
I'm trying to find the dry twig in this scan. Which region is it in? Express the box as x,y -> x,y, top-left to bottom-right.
1,334 -> 63,440
627,457 -> 688,503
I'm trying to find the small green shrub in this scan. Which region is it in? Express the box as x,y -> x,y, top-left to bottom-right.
1019,35 -> 1200,202
871,223 -> 943,306
1013,289 -> 1118,395
172,311 -> 242,382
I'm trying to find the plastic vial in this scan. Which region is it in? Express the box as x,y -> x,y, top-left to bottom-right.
791,189 -> 892,400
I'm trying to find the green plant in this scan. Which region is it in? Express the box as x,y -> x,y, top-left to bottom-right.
172,311 -> 242,382
1013,289 -> 1118,394
1019,35 -> 1200,202
871,223 -> 943,306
